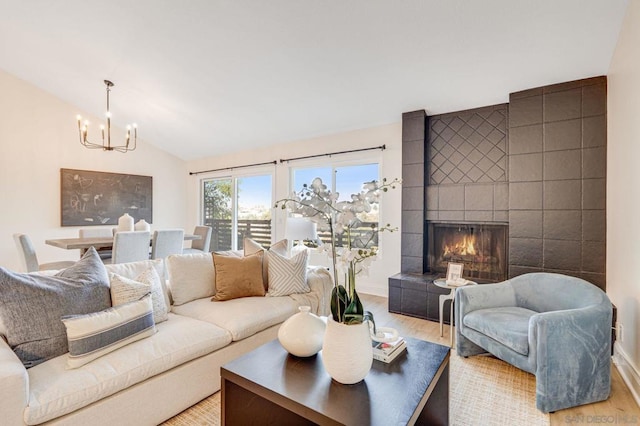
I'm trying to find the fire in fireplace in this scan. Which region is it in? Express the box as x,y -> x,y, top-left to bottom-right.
428,223 -> 507,282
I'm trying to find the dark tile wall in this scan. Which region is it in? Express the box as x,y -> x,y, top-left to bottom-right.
426,104 -> 509,224
401,110 -> 427,274
508,76 -> 607,290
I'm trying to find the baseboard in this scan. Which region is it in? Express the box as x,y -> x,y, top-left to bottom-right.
357,283 -> 387,298
613,342 -> 640,408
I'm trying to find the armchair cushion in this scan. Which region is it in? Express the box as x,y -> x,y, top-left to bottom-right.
463,306 -> 537,356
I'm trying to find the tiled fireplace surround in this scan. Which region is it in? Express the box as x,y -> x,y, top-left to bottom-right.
389,76 -> 607,322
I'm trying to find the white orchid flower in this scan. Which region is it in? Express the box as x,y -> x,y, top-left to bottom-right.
275,176 -> 400,295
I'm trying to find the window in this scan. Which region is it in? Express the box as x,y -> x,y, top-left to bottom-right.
292,162 -> 379,247
202,173 -> 272,251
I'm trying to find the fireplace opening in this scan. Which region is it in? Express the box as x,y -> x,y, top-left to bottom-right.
428,223 -> 508,282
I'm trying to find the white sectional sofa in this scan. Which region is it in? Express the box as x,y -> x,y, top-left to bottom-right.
0,252 -> 332,425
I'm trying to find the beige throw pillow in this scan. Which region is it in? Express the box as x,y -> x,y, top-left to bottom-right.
166,252 -> 216,305
110,267 -> 169,324
244,238 -> 287,289
105,259 -> 169,309
212,251 -> 265,301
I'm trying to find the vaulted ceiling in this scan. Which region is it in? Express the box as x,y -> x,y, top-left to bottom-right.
0,0 -> 628,160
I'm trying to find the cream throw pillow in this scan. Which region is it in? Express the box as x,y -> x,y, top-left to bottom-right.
212,251 -> 265,301
62,295 -> 156,369
105,259 -> 169,309
266,249 -> 309,297
110,267 -> 169,324
244,238 -> 287,289
166,252 -> 216,305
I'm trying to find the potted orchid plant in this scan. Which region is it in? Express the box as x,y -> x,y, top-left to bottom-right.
275,177 -> 400,326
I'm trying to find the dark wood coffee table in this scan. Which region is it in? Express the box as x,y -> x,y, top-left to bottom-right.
221,337 -> 450,425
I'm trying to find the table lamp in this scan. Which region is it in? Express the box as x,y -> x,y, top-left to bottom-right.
284,217 -> 319,255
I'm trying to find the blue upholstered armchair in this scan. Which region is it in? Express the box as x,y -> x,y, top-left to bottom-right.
455,272 -> 612,413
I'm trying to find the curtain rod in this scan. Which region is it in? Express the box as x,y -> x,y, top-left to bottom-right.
279,144 -> 386,163
189,160 -> 277,176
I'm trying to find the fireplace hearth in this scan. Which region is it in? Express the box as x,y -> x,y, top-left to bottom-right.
428,222 -> 507,282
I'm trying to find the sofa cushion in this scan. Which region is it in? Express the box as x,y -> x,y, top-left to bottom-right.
166,252 -> 216,305
244,238 -> 288,289
266,249 -> 309,296
172,296 -> 300,341
463,306 -> 537,356
62,295 -> 156,369
0,247 -> 111,368
212,251 -> 265,301
110,267 -> 169,324
25,313 -> 231,425
105,259 -> 169,309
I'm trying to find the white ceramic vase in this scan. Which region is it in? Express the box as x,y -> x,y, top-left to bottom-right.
117,213 -> 134,232
321,316 -> 373,384
278,306 -> 326,357
135,219 -> 150,232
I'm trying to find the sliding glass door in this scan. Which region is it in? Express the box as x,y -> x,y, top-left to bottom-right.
202,173 -> 273,251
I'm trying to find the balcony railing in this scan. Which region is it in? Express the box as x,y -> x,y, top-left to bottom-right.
205,218 -> 378,251
205,219 -> 272,251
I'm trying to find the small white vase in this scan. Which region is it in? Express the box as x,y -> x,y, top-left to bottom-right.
278,306 -> 326,357
135,219 -> 150,232
117,213 -> 134,232
321,316 -> 373,384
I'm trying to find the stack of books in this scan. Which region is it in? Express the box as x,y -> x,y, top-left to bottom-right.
372,336 -> 407,363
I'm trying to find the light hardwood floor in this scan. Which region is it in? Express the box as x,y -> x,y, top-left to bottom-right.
360,293 -> 640,425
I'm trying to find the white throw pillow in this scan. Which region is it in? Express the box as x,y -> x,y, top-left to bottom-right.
266,249 -> 309,297
62,295 -> 156,369
110,267 -> 169,324
105,259 -> 170,310
166,252 -> 216,305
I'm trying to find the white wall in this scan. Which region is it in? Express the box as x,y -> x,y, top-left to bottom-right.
607,0 -> 640,403
0,70 -> 188,271
186,123 -> 402,296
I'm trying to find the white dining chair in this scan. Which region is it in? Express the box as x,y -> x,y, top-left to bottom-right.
112,231 -> 151,264
182,225 -> 212,254
13,233 -> 75,273
151,229 -> 184,260
79,227 -> 113,261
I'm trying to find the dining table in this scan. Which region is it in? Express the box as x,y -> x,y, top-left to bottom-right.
45,233 -> 201,251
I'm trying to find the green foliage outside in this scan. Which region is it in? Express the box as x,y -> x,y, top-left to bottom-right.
203,179 -> 232,220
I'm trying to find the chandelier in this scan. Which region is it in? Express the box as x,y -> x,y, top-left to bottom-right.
76,80 -> 137,152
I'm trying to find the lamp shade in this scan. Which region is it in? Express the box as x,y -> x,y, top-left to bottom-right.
285,217 -> 318,242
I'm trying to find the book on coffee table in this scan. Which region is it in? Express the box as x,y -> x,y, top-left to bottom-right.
372,337 -> 407,363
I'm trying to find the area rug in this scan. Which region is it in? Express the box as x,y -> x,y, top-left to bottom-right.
449,351 -> 549,425
163,351 -> 549,426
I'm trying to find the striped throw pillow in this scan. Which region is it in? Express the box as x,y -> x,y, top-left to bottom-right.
62,295 -> 156,369
266,249 -> 309,297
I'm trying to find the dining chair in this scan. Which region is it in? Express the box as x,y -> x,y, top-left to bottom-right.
13,233 -> 76,273
78,227 -> 113,261
182,225 -> 212,254
112,231 -> 151,264
151,229 -> 184,260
